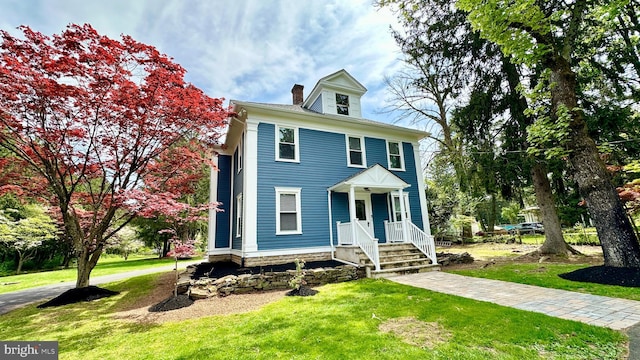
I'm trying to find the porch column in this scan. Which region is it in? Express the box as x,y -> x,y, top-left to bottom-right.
398,188 -> 409,243
349,185 -> 357,243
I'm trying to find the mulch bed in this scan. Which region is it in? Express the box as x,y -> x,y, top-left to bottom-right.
192,260 -> 345,279
148,294 -> 194,312
559,265 -> 640,287
37,286 -> 119,308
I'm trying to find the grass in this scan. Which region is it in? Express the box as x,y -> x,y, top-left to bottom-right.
0,254 -> 197,294
0,274 -> 627,359
447,263 -> 640,301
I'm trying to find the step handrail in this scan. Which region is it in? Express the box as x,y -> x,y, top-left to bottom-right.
407,221 -> 438,264
353,221 -> 381,271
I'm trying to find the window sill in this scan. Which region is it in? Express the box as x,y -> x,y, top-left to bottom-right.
275,158 -> 300,163
276,231 -> 302,236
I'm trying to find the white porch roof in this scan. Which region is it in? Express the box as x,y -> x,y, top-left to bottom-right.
328,164 -> 410,194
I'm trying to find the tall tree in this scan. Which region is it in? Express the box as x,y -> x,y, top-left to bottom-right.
379,0 -> 573,254
0,205 -> 57,274
0,24 -> 230,287
458,0 -> 640,267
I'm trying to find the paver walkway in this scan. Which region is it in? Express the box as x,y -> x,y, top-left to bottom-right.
389,271 -> 640,331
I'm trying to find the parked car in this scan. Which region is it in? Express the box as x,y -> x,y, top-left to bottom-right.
513,222 -> 545,234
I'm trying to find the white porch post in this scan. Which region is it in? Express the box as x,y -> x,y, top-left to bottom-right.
398,188 -> 409,243
349,185 -> 357,243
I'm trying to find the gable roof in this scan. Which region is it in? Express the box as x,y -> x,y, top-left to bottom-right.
329,164 -> 410,194
303,69 -> 367,108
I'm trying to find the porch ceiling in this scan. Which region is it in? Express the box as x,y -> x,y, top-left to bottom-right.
329,164 -> 410,194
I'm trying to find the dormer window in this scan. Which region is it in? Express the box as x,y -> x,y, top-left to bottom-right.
336,93 -> 349,115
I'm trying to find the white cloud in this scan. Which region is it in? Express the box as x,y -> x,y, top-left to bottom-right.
0,0 -> 407,122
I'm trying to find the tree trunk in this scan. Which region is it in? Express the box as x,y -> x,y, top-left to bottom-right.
76,246 -> 103,288
16,252 -> 24,275
551,58 -> 640,267
487,194 -> 497,234
531,163 -> 571,254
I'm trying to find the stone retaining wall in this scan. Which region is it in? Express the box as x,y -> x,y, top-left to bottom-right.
179,264 -> 362,300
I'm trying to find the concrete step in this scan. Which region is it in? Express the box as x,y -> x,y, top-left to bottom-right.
379,253 -> 424,262
378,243 -> 416,252
380,259 -> 433,270
371,264 -> 441,279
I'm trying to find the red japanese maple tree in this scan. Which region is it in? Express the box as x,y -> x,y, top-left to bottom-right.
0,24 -> 229,288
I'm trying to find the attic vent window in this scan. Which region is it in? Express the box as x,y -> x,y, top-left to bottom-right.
336,93 -> 349,115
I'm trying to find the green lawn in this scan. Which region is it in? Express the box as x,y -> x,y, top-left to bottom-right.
0,273 -> 627,359
447,263 -> 640,301
0,255 -> 197,294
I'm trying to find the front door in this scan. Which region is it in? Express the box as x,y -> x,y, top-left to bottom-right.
355,193 -> 374,237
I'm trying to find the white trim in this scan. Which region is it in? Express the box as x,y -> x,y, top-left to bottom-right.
386,140 -> 406,171
275,187 -> 302,235
413,142 -> 431,234
208,248 -> 234,256
345,135 -> 366,168
243,122 -> 259,253
235,193 -> 243,238
231,103 -> 428,146
243,246 -> 332,258
275,125 -> 300,162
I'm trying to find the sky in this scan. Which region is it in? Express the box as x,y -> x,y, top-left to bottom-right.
0,0 -> 409,124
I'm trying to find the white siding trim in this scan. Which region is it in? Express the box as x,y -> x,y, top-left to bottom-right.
243,246 -> 332,258
413,142 -> 431,234
243,121 -> 259,253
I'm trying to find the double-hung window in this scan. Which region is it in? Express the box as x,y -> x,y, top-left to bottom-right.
236,193 -> 243,237
236,132 -> 243,173
275,187 -> 302,234
336,93 -> 349,115
277,125 -> 299,162
346,135 -> 366,167
387,141 -> 405,171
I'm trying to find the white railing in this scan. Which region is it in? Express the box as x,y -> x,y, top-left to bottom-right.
354,221 -> 380,271
407,221 -> 438,264
384,220 -> 404,243
384,220 -> 438,264
336,221 -> 380,270
337,221 -> 354,245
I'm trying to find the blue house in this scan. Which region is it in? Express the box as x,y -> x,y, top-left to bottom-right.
208,70 -> 438,275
